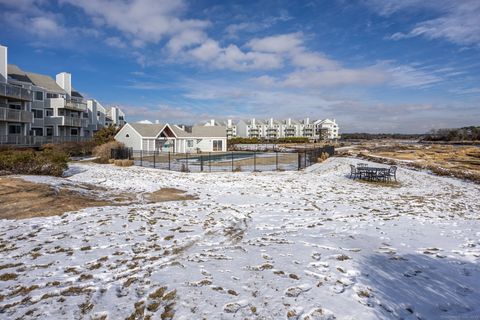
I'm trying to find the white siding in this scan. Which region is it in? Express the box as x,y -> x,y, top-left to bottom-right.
114,124 -> 143,150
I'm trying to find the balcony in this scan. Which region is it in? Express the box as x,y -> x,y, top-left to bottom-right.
0,106 -> 33,123
45,116 -> 88,127
65,100 -> 87,112
46,98 -> 87,112
0,82 -> 33,101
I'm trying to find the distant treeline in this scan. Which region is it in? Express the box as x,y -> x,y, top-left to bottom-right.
422,126 -> 480,142
340,133 -> 424,140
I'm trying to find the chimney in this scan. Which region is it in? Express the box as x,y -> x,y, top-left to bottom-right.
252,118 -> 255,126
306,117 -> 310,124
270,118 -> 273,126
210,119 -> 215,126
227,119 -> 232,126
56,72 -> 72,98
87,100 -> 97,124
155,120 -> 160,124
0,45 -> 7,83
288,118 -> 291,126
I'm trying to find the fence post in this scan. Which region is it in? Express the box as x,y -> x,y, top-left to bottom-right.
168,152 -> 171,171
298,152 -> 301,170
304,151 -> 307,168
209,152 -> 211,172
140,149 -> 143,166
200,155 -> 203,172
231,151 -> 234,172
186,153 -> 189,171
153,150 -> 156,168
254,150 -> 256,172
276,151 -> 278,171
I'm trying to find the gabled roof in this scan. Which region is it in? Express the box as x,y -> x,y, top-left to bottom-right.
171,125 -> 192,138
7,64 -> 66,93
7,65 -> 31,83
129,123 -> 166,137
191,126 -> 226,137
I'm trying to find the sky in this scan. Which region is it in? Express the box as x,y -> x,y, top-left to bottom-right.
0,0 -> 479,133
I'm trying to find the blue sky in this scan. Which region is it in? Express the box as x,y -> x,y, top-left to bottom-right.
1,0 -> 479,133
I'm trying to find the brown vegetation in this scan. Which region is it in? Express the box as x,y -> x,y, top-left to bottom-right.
0,149 -> 68,176
345,142 -> 480,183
143,188 -> 198,203
0,177 -> 116,219
93,141 -> 125,163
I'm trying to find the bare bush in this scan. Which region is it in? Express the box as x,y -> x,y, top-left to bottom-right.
93,141 -> 124,164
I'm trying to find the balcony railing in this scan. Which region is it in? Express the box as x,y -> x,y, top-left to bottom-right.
65,100 -> 87,112
45,116 -> 88,127
0,106 -> 33,123
0,82 -> 33,101
0,135 -> 91,146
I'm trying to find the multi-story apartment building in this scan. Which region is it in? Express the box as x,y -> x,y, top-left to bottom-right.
314,119 -> 340,140
203,117 -> 340,140
0,45 -> 126,145
106,106 -> 126,128
0,47 -> 33,143
236,118 -> 268,138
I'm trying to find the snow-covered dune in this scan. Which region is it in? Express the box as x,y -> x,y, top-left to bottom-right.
1,157 -> 479,319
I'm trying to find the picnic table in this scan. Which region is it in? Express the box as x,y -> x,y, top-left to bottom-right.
350,163 -> 397,181
356,166 -> 389,181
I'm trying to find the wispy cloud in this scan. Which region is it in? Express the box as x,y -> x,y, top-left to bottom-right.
369,0 -> 480,46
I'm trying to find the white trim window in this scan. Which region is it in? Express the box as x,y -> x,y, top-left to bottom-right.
213,140 -> 223,151
34,91 -> 44,101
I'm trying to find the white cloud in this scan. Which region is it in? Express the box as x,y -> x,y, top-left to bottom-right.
61,0 -> 210,45
369,0 -> 480,46
167,29 -> 207,54
30,16 -> 65,37
105,36 -> 127,49
290,50 -> 339,70
247,32 -> 303,53
281,67 -> 387,88
187,40 -> 283,71
387,64 -> 443,88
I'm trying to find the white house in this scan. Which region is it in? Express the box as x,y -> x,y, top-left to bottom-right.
314,119 -> 339,140
115,122 -> 227,153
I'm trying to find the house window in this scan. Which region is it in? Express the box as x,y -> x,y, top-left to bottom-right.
125,134 -> 130,138
46,93 -> 58,99
8,125 -> 21,135
31,128 -> 43,136
45,109 -> 53,117
32,109 -> 43,119
46,127 -> 53,136
34,91 -> 44,101
187,140 -> 194,147
8,104 -> 21,110
213,140 -> 223,151
70,128 -> 79,136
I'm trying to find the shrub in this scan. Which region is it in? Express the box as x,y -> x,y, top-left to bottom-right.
93,141 -> 124,163
93,126 -> 120,145
0,149 -> 68,176
42,141 -> 96,157
114,159 -> 134,167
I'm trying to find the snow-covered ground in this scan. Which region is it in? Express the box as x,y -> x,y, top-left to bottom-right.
1,157 -> 479,319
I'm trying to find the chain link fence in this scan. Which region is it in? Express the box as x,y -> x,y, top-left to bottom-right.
111,146 -> 334,172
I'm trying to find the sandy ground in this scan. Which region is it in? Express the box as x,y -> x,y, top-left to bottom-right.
0,158 -> 479,319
